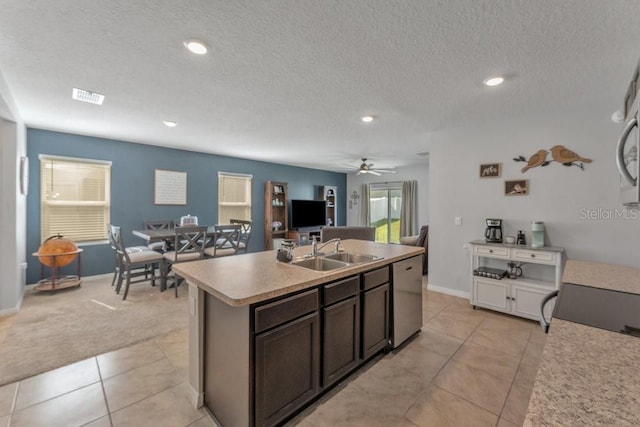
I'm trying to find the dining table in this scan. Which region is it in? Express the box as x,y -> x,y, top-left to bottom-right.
132,226 -> 216,244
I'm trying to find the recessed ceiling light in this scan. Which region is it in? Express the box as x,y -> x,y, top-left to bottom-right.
72,88 -> 104,105
361,116 -> 374,123
483,76 -> 504,87
183,39 -> 208,55
163,120 -> 178,127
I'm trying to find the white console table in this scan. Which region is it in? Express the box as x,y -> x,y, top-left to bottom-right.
469,240 -> 564,321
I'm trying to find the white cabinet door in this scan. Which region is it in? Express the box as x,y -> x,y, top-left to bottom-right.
511,284 -> 552,321
474,279 -> 509,313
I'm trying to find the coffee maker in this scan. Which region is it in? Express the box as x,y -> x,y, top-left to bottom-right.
485,218 -> 503,243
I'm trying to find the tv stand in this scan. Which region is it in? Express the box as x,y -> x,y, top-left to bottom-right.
287,228 -> 321,246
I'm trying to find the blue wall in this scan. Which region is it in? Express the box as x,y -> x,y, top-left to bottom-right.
26,128 -> 346,284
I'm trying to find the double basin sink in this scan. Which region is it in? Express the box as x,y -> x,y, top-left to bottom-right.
290,252 -> 382,272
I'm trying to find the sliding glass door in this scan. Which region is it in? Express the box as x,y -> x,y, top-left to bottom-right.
369,184 -> 402,243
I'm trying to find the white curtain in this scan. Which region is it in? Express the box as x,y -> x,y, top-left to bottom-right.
360,183 -> 370,225
400,180 -> 418,237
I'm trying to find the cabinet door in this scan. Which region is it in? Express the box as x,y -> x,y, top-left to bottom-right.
511,284 -> 553,321
362,283 -> 390,360
322,295 -> 360,387
255,312 -> 320,427
473,278 -> 509,313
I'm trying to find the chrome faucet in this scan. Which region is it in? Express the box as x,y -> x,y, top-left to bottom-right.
311,237 -> 341,256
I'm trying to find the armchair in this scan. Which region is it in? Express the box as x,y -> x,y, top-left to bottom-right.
400,225 -> 428,275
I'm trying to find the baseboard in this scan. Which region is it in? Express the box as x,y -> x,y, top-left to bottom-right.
186,381 -> 204,409
426,283 -> 470,300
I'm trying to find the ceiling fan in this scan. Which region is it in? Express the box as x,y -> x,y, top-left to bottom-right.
355,158 -> 397,176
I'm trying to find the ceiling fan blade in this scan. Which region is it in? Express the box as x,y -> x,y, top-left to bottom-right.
356,170 -> 364,175
368,170 -> 381,176
373,169 -> 397,174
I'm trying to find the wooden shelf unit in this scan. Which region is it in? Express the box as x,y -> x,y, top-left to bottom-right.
318,186 -> 337,227
264,181 -> 288,250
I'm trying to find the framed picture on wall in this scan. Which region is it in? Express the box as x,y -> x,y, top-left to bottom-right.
154,169 -> 187,205
479,163 -> 501,178
505,179 -> 529,196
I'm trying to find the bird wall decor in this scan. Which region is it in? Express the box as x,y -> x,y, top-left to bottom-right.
514,145 -> 592,173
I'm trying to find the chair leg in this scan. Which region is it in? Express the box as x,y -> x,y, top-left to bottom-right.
115,265 -> 124,294
122,266 -> 132,300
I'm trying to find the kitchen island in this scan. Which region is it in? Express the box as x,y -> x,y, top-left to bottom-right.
524,260 -> 640,425
173,240 -> 424,427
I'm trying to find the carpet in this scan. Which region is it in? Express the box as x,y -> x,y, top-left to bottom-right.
0,274 -> 188,386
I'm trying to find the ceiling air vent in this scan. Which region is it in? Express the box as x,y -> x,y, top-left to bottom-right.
72,88 -> 105,105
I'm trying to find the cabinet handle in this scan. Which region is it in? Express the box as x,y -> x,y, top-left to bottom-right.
489,249 -> 493,253
530,254 -> 535,258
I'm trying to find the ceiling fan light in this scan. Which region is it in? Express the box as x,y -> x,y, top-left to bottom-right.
361,116 -> 374,123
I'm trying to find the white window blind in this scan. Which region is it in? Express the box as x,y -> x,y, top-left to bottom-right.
40,155 -> 111,243
218,172 -> 252,224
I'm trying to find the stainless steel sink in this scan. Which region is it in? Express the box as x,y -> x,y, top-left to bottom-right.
324,252 -> 380,264
290,257 -> 350,271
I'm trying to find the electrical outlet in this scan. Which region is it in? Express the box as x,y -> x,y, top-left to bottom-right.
455,216 -> 462,226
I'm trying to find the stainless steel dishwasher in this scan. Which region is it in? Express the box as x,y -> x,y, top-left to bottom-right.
392,255 -> 423,347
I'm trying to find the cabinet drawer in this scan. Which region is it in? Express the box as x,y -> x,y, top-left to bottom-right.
254,289 -> 319,333
473,245 -> 509,259
324,276 -> 360,306
362,267 -> 390,291
511,249 -> 555,264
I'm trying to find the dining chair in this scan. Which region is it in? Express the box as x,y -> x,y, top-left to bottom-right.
144,219 -> 174,252
108,225 -> 153,288
230,219 -> 252,253
163,225 -> 208,297
204,224 -> 242,258
108,225 -> 166,300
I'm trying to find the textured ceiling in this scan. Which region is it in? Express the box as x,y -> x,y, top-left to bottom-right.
0,1 -> 639,172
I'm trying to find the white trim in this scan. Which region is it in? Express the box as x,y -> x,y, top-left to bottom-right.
39,154 -> 112,165
0,291 -> 24,316
426,283 -> 470,300
217,171 -> 253,179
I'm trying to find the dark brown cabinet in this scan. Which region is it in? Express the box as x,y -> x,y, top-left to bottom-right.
253,289 -> 320,427
361,267 -> 391,360
322,277 -> 360,386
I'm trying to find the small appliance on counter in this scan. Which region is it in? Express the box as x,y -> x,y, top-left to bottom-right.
484,218 -> 503,243
516,230 -> 526,245
531,221 -> 545,248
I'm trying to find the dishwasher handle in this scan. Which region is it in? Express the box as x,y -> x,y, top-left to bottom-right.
539,290 -> 558,334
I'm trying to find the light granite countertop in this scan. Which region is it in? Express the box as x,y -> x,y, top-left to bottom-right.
524,260 -> 640,426
172,239 -> 423,306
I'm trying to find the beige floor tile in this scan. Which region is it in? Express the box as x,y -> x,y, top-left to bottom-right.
166,349 -> 189,380
154,328 -> 188,358
433,360 -> 512,415
501,385 -> 532,426
0,382 -> 17,417
414,327 -> 463,358
296,383 -> 416,427
348,358 -> 426,417
480,313 -> 536,333
83,415 -> 113,426
513,358 -> 541,391
406,385 -> 498,427
467,327 -> 529,358
97,339 -> 165,379
523,337 -> 545,360
440,303 -> 487,324
386,341 -> 449,381
497,417 -> 519,427
110,383 -> 204,427
15,357 -> 100,411
187,415 -> 217,427
423,312 -> 479,340
452,342 -> 520,382
103,357 -> 181,412
11,382 -> 107,427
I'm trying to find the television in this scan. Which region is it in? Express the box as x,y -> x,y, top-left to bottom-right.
290,199 -> 326,229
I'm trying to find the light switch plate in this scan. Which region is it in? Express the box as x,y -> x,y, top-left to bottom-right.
455,216 -> 462,226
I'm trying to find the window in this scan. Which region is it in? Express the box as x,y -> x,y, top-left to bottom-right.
369,183 -> 402,244
40,155 -> 111,243
218,172 -> 252,224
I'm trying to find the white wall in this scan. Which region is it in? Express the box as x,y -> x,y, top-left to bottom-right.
0,71 -> 27,315
427,116 -> 636,296
346,162 -> 429,233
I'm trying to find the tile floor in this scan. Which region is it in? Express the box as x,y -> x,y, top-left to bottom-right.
0,283 -> 544,427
